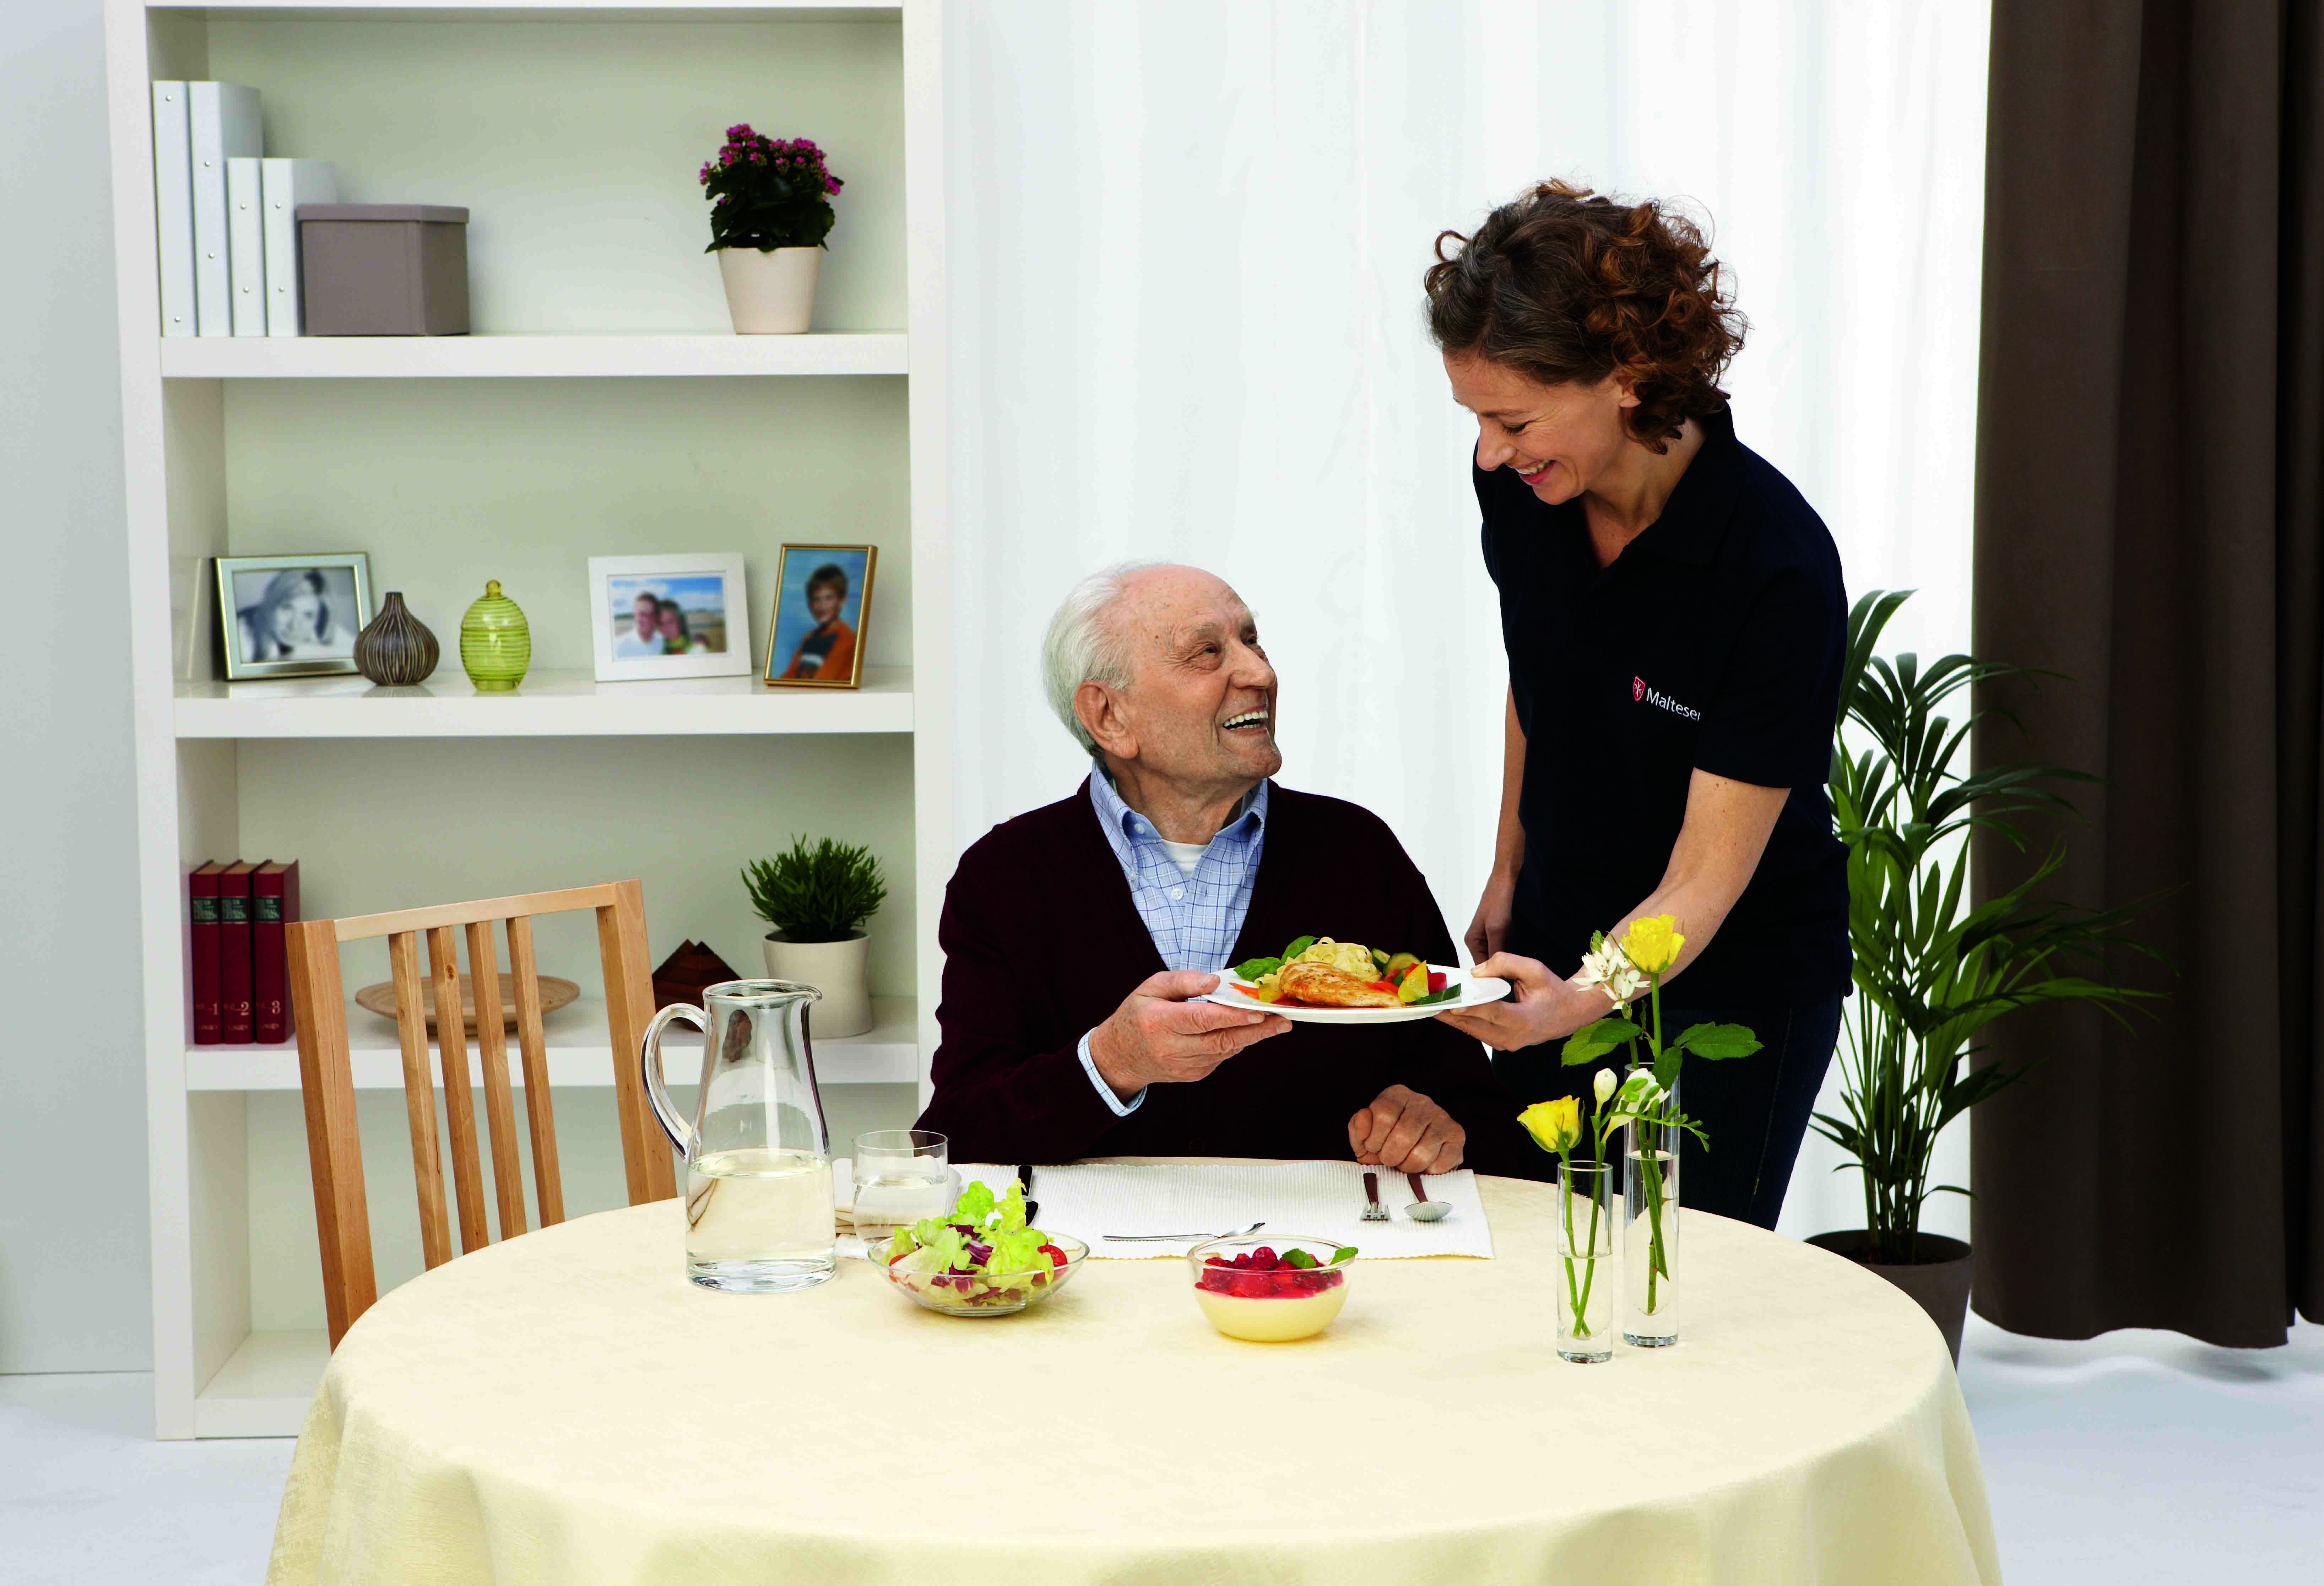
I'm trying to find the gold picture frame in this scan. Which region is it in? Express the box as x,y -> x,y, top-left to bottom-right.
763,543 -> 876,689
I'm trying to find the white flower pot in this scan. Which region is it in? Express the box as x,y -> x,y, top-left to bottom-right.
761,931 -> 872,1036
716,245 -> 820,335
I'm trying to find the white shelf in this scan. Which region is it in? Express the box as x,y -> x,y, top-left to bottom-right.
174,665 -> 911,737
159,332 -> 908,380
194,1328 -> 330,1439
186,994 -> 918,1088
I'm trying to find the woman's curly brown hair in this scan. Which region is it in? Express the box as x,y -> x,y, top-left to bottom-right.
1424,180 -> 1746,454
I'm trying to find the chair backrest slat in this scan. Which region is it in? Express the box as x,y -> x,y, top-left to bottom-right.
505,914 -> 565,1227
287,919 -> 377,1342
595,887 -> 675,1205
466,919 -> 529,1239
287,879 -> 664,1346
426,925 -> 492,1255
387,929 -> 454,1270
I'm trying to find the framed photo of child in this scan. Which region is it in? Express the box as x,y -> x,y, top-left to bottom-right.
765,544 -> 876,689
587,553 -> 753,682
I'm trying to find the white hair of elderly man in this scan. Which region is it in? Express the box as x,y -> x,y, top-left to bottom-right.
1040,559 -> 1171,757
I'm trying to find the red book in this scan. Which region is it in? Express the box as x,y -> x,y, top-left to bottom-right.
218,860 -> 259,1044
189,861 -> 224,1044
253,860 -> 300,1044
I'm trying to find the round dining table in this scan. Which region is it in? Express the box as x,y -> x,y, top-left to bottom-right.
265,1172 -> 1999,1585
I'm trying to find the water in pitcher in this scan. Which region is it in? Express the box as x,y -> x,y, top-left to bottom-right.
685,1147 -> 836,1292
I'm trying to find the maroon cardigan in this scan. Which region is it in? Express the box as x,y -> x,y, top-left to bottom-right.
914,779 -> 1540,1176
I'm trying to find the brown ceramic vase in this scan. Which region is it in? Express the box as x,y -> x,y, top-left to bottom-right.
354,590 -> 440,685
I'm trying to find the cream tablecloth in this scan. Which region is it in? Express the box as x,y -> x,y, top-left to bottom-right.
266,1176 -> 1999,1585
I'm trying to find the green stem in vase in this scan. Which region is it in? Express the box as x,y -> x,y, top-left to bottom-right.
1575,1180 -> 1603,1325
1558,1152 -> 1590,1337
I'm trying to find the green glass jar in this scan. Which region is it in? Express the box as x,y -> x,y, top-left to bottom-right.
460,579 -> 531,693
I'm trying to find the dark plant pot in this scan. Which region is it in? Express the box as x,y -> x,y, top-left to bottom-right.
1806,1230 -> 1973,1364
354,590 -> 440,686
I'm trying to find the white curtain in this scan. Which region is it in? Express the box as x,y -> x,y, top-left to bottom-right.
943,0 -> 1989,1238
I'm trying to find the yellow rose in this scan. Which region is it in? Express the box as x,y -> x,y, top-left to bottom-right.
1620,914 -> 1686,976
1519,1095 -> 1583,1155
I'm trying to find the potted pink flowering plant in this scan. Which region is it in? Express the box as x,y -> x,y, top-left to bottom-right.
700,124 -> 845,334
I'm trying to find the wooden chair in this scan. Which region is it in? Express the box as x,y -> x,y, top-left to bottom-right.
286,880 -> 679,1346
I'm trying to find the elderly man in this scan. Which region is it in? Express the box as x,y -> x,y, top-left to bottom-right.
915,563 -> 1534,1176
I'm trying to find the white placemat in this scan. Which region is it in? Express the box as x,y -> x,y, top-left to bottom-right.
949,1160 -> 1493,1260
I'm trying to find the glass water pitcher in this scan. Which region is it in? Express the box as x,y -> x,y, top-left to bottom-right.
640,978 -> 835,1293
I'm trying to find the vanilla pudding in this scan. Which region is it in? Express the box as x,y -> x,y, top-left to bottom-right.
1193,1282 -> 1349,1342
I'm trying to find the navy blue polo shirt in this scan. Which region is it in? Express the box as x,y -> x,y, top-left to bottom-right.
1476,406 -> 1850,1005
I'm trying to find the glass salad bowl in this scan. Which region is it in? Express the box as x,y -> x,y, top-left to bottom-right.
883,1232 -> 1089,1317
1188,1234 -> 1354,1342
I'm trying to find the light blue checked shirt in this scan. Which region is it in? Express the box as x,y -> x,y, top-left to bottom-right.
1074,771 -> 1271,1116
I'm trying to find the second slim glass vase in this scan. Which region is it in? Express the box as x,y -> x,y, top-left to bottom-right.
1555,1159 -> 1615,1363
1624,1078 -> 1681,1348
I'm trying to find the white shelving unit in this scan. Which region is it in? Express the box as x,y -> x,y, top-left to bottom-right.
175,663 -> 915,736
159,330 -> 909,379
104,0 -> 950,1438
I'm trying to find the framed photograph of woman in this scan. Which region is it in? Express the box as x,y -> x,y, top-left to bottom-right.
587,553 -> 753,682
765,544 -> 876,690
213,553 -> 373,681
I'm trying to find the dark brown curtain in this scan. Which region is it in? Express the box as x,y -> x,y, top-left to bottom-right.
1971,0 -> 2324,1347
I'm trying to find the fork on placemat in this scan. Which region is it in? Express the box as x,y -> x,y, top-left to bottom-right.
1361,1170 -> 1389,1222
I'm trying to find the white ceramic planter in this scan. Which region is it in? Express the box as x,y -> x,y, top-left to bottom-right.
716,245 -> 820,335
761,931 -> 872,1036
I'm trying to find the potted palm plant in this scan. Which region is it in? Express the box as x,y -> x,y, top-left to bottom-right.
699,124 -> 844,334
1808,590 -> 2157,1360
743,837 -> 887,1036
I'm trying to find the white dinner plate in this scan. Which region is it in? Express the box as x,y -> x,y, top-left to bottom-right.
1198,963 -> 1511,1025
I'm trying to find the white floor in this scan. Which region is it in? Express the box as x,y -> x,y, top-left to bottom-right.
4,1316 -> 2320,1583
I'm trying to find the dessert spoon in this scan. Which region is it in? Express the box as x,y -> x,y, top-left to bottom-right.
1404,1172 -> 1452,1222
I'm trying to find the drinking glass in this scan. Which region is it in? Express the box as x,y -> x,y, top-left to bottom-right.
1555,1159 -> 1615,1363
851,1128 -> 951,1243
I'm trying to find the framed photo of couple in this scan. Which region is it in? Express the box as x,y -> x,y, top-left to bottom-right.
588,553 -> 753,682
764,544 -> 876,689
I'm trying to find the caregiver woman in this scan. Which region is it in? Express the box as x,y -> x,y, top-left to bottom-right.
1426,181 -> 1849,1230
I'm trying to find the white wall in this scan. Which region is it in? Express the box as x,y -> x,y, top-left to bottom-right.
0,0 -> 150,1371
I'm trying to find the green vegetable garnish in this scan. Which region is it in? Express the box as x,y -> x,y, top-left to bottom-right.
1408,984 -> 1462,1007
1283,1249 -> 1319,1270
1282,935 -> 1317,960
1232,954 -> 1283,980
1331,1246 -> 1359,1264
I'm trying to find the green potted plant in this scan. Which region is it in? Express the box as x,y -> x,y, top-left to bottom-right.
1808,590 -> 2157,1359
699,124 -> 843,335
743,837 -> 887,1036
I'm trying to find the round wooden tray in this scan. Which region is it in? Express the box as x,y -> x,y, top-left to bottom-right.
354,973 -> 581,1032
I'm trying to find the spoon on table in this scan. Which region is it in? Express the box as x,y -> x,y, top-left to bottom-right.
1404,1172 -> 1452,1222
1102,1220 -> 1267,1243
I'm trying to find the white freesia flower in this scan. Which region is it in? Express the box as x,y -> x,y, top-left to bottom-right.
1604,1071 -> 1666,1132
1593,1067 -> 1618,1106
1575,942 -> 1645,1009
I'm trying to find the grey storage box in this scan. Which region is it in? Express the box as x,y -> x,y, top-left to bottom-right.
298,204 -> 470,335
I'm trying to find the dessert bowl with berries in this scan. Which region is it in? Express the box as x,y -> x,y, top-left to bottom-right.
882,1180 -> 1087,1316
1188,1234 -> 1356,1342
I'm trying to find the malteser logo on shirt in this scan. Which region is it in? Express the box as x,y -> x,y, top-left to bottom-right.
1635,679 -> 1702,721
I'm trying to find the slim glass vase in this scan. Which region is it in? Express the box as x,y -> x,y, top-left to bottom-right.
1555,1159 -> 1615,1362
1624,1079 -> 1680,1347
